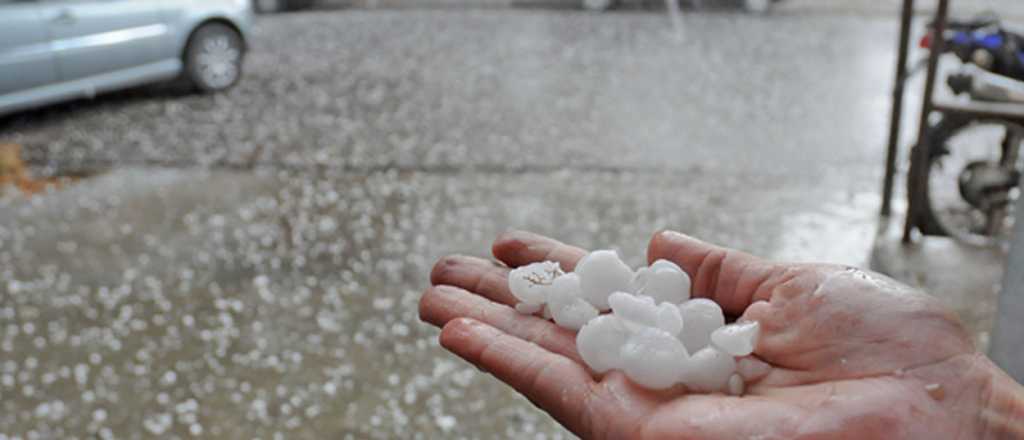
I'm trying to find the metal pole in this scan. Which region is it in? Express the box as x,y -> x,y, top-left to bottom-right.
881,0 -> 915,217
990,194 -> 1024,382
903,0 -> 949,242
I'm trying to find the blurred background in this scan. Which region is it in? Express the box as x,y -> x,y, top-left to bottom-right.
1,0 -> 1023,438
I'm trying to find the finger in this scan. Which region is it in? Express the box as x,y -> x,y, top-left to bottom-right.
430,254 -> 517,306
492,230 -> 588,271
647,230 -> 788,315
419,285 -> 583,363
439,318 -> 598,437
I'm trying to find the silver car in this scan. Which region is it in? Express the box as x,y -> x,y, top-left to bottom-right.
0,0 -> 253,116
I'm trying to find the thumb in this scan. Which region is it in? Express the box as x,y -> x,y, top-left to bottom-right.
646,230 -> 784,315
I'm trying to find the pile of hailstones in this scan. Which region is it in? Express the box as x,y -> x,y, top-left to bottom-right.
508,250 -> 759,394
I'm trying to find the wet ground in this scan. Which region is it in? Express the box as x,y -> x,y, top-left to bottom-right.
0,5 -> 955,438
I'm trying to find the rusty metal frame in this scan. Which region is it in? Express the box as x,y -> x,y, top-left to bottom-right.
880,0 -> 915,217
901,0 -> 949,242
881,0 -> 1024,240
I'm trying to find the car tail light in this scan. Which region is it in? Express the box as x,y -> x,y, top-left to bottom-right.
920,32 -> 932,49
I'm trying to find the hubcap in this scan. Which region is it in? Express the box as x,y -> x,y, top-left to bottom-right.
197,36 -> 240,90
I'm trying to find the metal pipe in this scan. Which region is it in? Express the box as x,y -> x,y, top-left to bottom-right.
903,0 -> 950,242
881,0 -> 915,217
990,192 -> 1024,382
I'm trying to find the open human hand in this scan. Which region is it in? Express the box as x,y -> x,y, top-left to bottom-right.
419,230 -> 1023,439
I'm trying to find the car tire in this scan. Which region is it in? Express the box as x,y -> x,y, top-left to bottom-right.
743,0 -> 771,13
582,0 -> 616,11
255,0 -> 314,13
183,23 -> 245,93
255,0 -> 284,13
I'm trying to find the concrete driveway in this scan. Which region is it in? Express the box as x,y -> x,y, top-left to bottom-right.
0,6 -> 927,438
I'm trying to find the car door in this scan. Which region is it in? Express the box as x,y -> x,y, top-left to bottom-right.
39,0 -> 168,82
0,0 -> 59,95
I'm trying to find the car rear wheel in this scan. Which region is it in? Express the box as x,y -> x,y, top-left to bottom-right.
255,0 -> 284,13
743,0 -> 772,13
255,0 -> 315,13
582,0 -> 616,11
184,23 -> 244,93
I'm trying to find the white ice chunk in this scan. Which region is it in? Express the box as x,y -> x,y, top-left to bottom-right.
727,373 -> 745,396
628,267 -> 651,293
620,327 -> 689,390
548,273 -> 582,305
576,315 -> 632,373
650,259 -> 684,272
508,261 -> 563,305
550,299 -> 599,331
630,259 -> 691,305
551,301 -> 598,331
547,273 -> 598,330
655,302 -> 683,336
575,250 -> 634,311
682,346 -> 736,392
711,321 -> 760,356
608,292 -> 659,329
677,298 -> 725,353
514,302 -> 543,315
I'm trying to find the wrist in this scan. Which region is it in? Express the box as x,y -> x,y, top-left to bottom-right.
979,357 -> 1024,440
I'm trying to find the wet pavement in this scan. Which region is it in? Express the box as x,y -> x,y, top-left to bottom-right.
0,6 -> 917,439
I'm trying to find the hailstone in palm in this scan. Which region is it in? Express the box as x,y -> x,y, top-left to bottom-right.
711,321 -> 760,356
630,259 -> 691,304
508,261 -> 563,306
547,274 -> 598,330
683,346 -> 736,392
574,250 -> 633,311
677,298 -> 725,353
576,315 -> 632,373
507,245 -> 761,394
620,327 -> 689,390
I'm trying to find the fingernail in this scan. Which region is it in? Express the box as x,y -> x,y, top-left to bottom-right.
440,318 -> 476,345
435,284 -> 463,295
661,230 -> 687,240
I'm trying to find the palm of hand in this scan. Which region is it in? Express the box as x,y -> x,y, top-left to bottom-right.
419,231 -> 989,440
